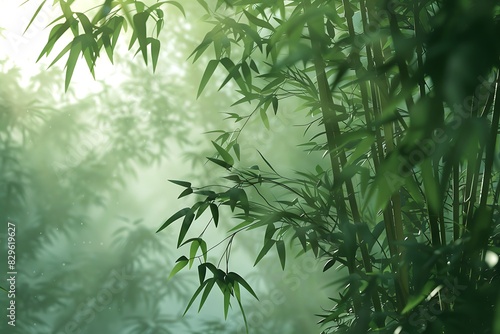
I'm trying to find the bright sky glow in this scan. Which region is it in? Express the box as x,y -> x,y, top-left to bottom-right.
0,1 -> 119,94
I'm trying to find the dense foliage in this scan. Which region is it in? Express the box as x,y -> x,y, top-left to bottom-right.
26,0 -> 500,333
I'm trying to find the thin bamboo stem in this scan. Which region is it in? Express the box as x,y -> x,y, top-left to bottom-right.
303,0 -> 362,314
363,0 -> 409,309
479,72 -> 500,208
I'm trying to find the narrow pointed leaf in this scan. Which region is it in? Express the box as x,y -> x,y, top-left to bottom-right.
169,180 -> 192,188
254,239 -> 275,266
178,210 -> 196,247
243,10 -> 274,30
223,287 -> 231,319
227,272 -> 258,300
178,187 -> 193,198
233,281 -> 241,301
150,38 -> 160,71
133,11 -> 149,63
257,150 -> 278,174
323,258 -> 336,272
235,288 -> 249,333
156,207 -> 190,233
24,0 -> 47,34
199,239 -> 208,262
65,39 -> 82,91
168,256 -> 188,279
233,143 -> 240,160
38,21 -> 71,62
189,239 -> 200,268
183,279 -> 210,315
48,40 -> 72,68
272,96 -> 278,114
276,240 -> 286,269
110,16 -> 124,48
198,278 -> 216,311
198,263 -> 207,284
198,59 -> 219,97
207,157 -> 232,170
260,108 -> 270,129
209,203 -> 219,227
212,141 -> 234,165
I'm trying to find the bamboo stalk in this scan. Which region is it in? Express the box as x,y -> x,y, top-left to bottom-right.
362,0 -> 409,309
302,0 -> 362,315
338,0 -> 385,323
479,72 -> 500,208
453,164 -> 460,241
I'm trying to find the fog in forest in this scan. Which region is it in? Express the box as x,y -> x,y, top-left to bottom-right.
0,2 -> 337,333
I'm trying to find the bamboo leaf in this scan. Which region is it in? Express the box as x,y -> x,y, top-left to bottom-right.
227,272 -> 258,300
233,143 -> 241,160
101,32 -> 113,62
178,187 -> 193,199
212,141 -> 234,165
178,210 -> 196,247
235,286 -> 249,333
272,96 -> 278,114
64,38 -> 82,91
133,11 -> 149,64
199,238 -> 208,262
38,21 -> 71,61
183,279 -> 210,315
223,287 -> 231,319
156,207 -> 190,233
260,108 -> 270,129
195,202 -> 209,219
92,0 -> 113,24
198,278 -> 216,311
402,281 -> 435,314
240,60 -> 252,89
233,281 -> 241,301
243,10 -> 274,30
60,1 -> 74,20
48,40 -> 72,68
196,0 -> 210,12
198,264 -> 207,284
323,258 -> 336,272
254,239 -> 275,266
219,57 -> 246,92
169,179 -> 192,188
209,203 -> 219,227
75,13 -> 93,35
150,38 -> 160,72
189,239 -> 199,268
24,0 -> 47,34
198,59 -> 219,97
276,240 -> 286,269
168,256 -> 188,279
207,157 -> 233,170
257,150 -> 278,174
156,17 -> 164,37
110,16 -> 124,48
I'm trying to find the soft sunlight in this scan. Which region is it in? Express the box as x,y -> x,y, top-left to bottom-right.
0,1 -> 118,93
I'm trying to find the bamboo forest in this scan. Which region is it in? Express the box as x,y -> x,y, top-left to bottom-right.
1,1 -> 500,333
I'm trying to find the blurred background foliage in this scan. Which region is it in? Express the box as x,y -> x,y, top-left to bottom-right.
0,1 -> 333,334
